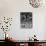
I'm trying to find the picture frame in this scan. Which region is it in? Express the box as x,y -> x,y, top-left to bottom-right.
20,12 -> 32,28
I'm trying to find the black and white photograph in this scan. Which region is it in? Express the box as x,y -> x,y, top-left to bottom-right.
20,12 -> 32,28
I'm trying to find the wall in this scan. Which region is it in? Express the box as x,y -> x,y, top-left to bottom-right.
0,0 -> 46,40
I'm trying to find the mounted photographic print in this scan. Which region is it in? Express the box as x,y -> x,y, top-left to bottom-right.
20,12 -> 32,28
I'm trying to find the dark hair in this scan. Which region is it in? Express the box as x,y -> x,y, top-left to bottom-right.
34,35 -> 36,37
